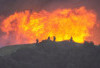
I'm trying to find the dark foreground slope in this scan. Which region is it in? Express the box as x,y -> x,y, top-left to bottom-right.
0,40 -> 100,68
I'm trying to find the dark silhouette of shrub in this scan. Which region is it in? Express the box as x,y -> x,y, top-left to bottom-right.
89,41 -> 94,46
84,41 -> 94,47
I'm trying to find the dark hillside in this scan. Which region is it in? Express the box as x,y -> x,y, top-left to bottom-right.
0,40 -> 100,68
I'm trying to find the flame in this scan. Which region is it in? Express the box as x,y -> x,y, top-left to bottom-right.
0,6 -> 96,45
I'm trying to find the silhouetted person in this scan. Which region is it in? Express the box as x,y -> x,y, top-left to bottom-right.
36,39 -> 39,44
70,37 -> 73,42
53,36 -> 56,42
47,36 -> 50,41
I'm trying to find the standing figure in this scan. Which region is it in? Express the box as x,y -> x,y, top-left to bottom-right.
70,37 -> 73,42
53,36 -> 56,42
47,36 -> 50,40
36,39 -> 39,44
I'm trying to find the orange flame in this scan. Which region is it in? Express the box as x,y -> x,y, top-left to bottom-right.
0,6 -> 96,45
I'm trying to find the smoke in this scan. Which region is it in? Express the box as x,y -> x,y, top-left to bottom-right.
0,0 -> 98,15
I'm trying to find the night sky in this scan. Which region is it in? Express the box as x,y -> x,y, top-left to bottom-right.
0,0 -> 100,45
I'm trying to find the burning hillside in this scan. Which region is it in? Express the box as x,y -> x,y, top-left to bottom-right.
0,6 -> 96,46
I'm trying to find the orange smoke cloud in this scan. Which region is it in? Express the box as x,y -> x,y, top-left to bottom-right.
0,6 -> 96,45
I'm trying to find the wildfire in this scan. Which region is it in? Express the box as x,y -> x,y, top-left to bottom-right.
0,6 -> 96,45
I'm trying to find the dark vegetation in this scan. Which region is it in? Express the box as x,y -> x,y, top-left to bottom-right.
0,37 -> 100,68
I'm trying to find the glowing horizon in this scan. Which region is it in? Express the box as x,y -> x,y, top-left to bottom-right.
0,6 -> 96,45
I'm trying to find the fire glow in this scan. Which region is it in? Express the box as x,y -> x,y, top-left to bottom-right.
0,6 -> 96,45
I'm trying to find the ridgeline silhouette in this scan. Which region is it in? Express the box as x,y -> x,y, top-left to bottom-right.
36,36 -> 95,48
0,36 -> 100,68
